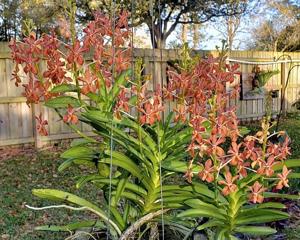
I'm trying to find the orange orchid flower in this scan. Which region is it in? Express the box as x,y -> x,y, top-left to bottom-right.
63,105 -> 78,124
174,104 -> 187,123
248,181 -> 266,203
79,69 -> 98,95
257,156 -> 278,177
243,139 -> 259,161
184,161 -> 194,183
205,134 -> 225,157
35,113 -> 48,136
219,171 -> 238,196
228,142 -> 242,165
276,165 -> 291,190
237,161 -> 251,177
278,137 -> 291,160
198,159 -> 215,183
139,96 -> 164,125
66,39 -> 87,66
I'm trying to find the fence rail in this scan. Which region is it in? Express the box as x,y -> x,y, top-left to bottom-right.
0,42 -> 300,147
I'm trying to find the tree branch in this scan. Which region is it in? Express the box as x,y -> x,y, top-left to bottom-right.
164,5 -> 174,23
163,6 -> 175,35
165,10 -> 185,40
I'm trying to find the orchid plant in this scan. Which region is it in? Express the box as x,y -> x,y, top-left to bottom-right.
165,45 -> 299,239
9,5 -> 197,239
9,3 -> 300,239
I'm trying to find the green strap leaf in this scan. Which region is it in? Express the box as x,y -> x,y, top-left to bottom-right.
61,145 -> 95,159
197,220 -> 224,231
215,228 -> 228,240
114,191 -> 144,206
112,177 -> 129,207
45,96 -> 81,108
273,159 -> 300,171
94,120 -> 155,161
32,189 -> 121,235
58,158 -> 75,172
76,175 -> 147,196
83,111 -> 157,153
70,138 -> 94,147
73,159 -> 96,168
287,173 -> 300,178
100,153 -> 152,190
32,189 -> 121,234
163,127 -> 192,151
236,209 -> 289,224
193,182 -> 225,202
185,199 -> 227,215
162,195 -> 194,203
109,69 -> 132,103
35,220 -> 105,232
162,191 -> 194,198
152,203 -> 183,211
162,160 -> 201,173
177,209 -> 226,220
95,130 -> 153,170
257,202 -> 286,209
158,184 -> 218,201
110,206 -> 126,230
50,84 -> 78,93
235,226 -> 276,236
264,192 -> 300,200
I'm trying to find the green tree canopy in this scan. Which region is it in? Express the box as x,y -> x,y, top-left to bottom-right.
76,0 -> 251,48
1,0 -> 251,49
249,0 -> 300,52
0,0 -> 65,41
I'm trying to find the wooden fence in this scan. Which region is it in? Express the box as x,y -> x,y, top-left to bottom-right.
0,42 -> 300,147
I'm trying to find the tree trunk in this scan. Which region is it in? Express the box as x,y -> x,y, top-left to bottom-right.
181,16 -> 188,44
4,19 -> 8,41
227,17 -> 234,50
193,24 -> 200,49
156,36 -> 166,49
148,23 -> 167,49
181,24 -> 188,43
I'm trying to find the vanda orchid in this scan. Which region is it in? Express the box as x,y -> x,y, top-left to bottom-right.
9,3 -> 300,240
165,47 -> 299,239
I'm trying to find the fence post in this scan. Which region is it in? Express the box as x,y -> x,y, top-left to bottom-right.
280,62 -> 287,116
32,103 -> 44,149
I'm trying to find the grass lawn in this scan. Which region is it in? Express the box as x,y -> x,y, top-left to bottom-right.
244,113 -> 300,190
242,113 -> 300,239
0,145 -> 100,240
274,114 -> 300,239
244,113 -> 300,159
0,114 -> 300,240
278,113 -> 300,159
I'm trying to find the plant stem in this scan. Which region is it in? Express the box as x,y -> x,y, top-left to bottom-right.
69,0 -> 83,105
119,209 -> 169,240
